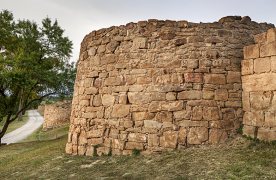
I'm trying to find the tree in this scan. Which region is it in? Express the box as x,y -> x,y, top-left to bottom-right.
0,10 -> 74,143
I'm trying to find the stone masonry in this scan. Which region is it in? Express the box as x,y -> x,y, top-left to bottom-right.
242,28 -> 276,141
66,16 -> 274,156
43,100 -> 72,130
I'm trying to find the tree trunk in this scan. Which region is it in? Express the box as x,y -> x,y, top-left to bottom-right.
18,89 -> 24,121
0,114 -> 12,143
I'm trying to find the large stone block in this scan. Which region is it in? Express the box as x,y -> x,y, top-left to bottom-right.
104,77 -> 123,86
102,94 -> 115,106
144,120 -> 162,129
203,107 -> 220,120
125,142 -> 144,150
243,125 -> 256,138
192,106 -> 203,120
209,129 -> 228,144
177,90 -> 202,100
242,73 -> 276,92
260,41 -> 276,57
204,74 -> 226,85
111,104 -> 130,118
160,131 -> 178,149
267,28 -> 276,43
148,134 -> 159,147
254,57 -> 271,74
243,111 -> 264,126
243,44 -> 259,59
227,71 -> 241,83
264,111 -> 276,127
187,127 -> 208,145
271,56 -> 276,72
132,37 -> 148,49
241,59 -> 254,75
184,73 -> 203,83
128,133 -> 147,142
161,101 -> 184,111
254,32 -> 267,44
250,91 -> 272,110
257,128 -> 276,141
128,92 -> 151,104
215,89 -> 228,101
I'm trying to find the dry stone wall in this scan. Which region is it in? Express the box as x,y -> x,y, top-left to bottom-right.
43,100 -> 72,130
242,28 -> 276,141
66,16 -> 273,156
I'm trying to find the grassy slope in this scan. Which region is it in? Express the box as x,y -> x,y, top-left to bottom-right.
21,125 -> 69,142
0,116 -> 28,134
0,135 -> 275,179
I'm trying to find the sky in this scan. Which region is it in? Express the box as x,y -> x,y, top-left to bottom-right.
1,0 -> 276,62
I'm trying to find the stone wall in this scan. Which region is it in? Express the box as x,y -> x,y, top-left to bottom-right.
66,16 -> 273,156
37,105 -> 45,116
242,28 -> 276,141
43,100 -> 72,130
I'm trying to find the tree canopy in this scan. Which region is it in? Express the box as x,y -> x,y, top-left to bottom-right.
0,10 -> 75,141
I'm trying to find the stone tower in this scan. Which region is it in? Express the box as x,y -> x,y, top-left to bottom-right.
66,16 -> 274,156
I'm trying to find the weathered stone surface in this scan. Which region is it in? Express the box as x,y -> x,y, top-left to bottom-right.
125,142 -> 144,150
67,17 -> 274,156
184,73 -> 203,83
267,28 -> 276,43
132,37 -> 148,49
209,129 -> 228,144
242,73 -> 276,92
254,57 -> 271,74
102,94 -> 115,106
257,128 -> 276,141
161,101 -> 184,111
187,127 -> 208,145
144,120 -> 162,129
160,131 -> 178,149
227,71 -> 241,83
192,106 -> 203,120
250,91 -> 272,110
241,59 -> 254,75
203,107 -> 220,120
128,133 -> 147,142
43,100 -> 71,130
111,104 -> 130,117
243,44 -> 259,59
215,89 -> 228,101
177,90 -> 202,100
148,134 -> 159,147
204,74 -> 226,85
260,41 -> 276,57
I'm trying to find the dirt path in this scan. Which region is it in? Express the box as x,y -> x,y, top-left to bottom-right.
2,110 -> 44,144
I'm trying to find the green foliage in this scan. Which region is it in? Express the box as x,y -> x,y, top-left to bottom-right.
132,148 -> 141,156
236,124 -> 243,134
0,10 -> 75,139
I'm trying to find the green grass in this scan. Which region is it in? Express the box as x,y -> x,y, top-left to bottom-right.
0,136 -> 275,179
21,124 -> 69,142
0,115 -> 28,134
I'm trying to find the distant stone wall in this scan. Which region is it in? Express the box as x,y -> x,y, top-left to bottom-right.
37,105 -> 45,116
242,28 -> 276,141
66,16 -> 273,156
43,100 -> 72,130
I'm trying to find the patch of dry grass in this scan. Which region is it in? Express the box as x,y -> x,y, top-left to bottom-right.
0,136 -> 275,179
